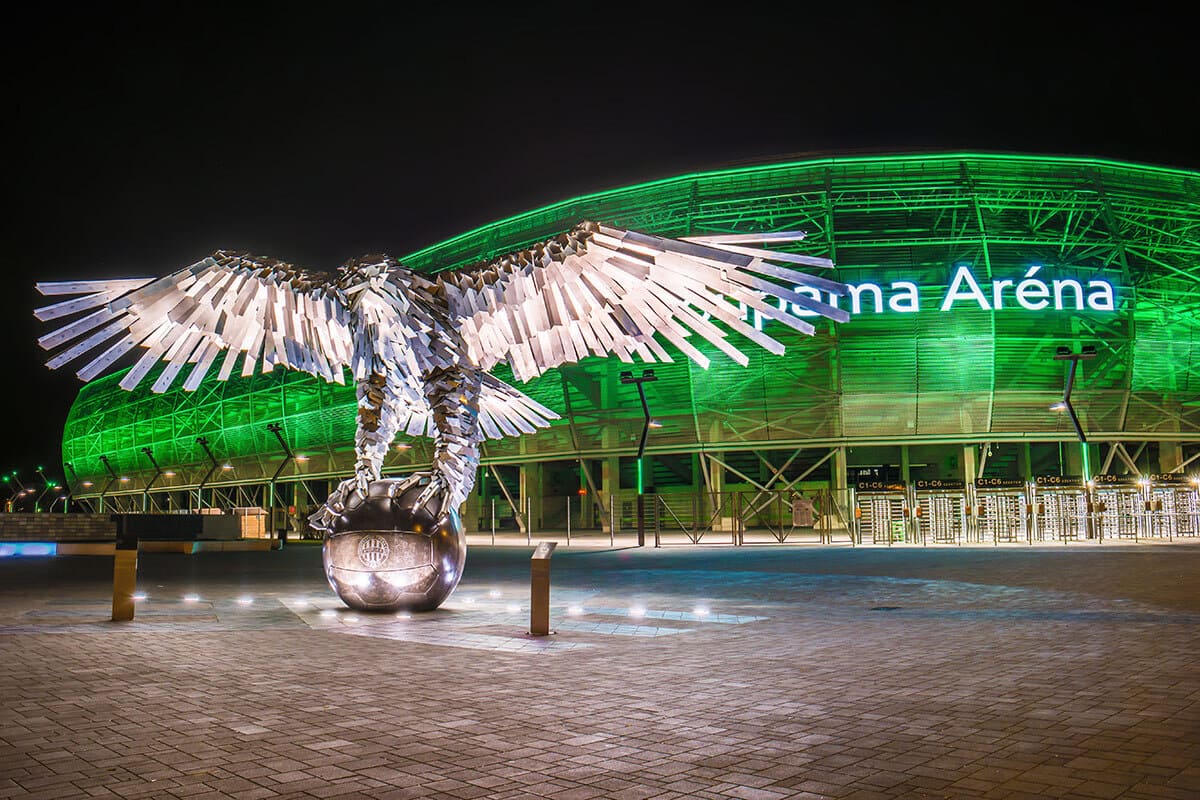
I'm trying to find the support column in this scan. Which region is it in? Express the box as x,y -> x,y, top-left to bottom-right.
463,470 -> 482,533
832,447 -> 848,493
1063,442 -> 1091,476
1019,442 -> 1033,482
900,445 -> 911,483
962,445 -> 978,484
704,452 -> 731,532
520,463 -> 543,533
599,457 -> 618,533
1160,441 -> 1184,473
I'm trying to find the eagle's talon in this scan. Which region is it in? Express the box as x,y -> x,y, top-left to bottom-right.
413,471 -> 452,515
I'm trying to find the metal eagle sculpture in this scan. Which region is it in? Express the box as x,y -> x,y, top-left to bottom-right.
34,222 -> 850,531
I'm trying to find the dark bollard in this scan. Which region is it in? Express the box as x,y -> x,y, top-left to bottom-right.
636,495 -> 645,546
529,541 -> 556,636
111,515 -> 138,621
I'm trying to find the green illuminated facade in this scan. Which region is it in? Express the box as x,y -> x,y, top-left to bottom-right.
63,153 -> 1200,514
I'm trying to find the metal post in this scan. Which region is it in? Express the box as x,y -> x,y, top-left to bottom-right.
111,515 -> 137,622
653,496 -> 660,548
609,494 -> 615,546
526,496 -> 532,545
636,493 -> 645,547
566,495 -> 571,546
529,541 -> 556,636
490,497 -> 496,545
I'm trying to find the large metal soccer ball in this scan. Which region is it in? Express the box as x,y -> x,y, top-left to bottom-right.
321,477 -> 466,612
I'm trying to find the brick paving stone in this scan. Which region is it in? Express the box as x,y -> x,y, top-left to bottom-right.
2,544 -> 1200,799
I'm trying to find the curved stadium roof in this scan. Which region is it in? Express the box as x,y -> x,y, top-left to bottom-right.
62,152 -> 1200,491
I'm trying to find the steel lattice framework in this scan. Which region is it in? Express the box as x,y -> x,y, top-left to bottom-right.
62,153 -> 1200,496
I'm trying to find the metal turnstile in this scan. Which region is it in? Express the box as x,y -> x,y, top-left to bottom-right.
1146,474 -> 1200,539
1090,475 -> 1144,540
973,478 -> 1030,543
854,482 -> 909,544
1033,476 -> 1089,541
913,479 -> 966,545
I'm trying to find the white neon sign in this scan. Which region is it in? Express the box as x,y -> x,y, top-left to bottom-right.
726,265 -> 1117,330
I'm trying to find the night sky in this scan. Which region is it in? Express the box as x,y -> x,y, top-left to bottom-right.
3,2 -> 1193,483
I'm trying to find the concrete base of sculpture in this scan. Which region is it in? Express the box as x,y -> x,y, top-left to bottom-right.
321,477 -> 465,612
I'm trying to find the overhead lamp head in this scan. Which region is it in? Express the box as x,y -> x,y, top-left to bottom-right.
1081,345 -> 1097,358
642,369 -> 656,380
619,371 -> 634,383
1049,401 -> 1068,412
1055,346 -> 1072,356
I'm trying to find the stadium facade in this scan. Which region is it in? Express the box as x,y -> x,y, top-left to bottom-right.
60,153 -> 1200,541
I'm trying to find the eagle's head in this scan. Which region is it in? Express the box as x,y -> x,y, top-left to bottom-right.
337,254 -> 406,287
337,254 -> 414,312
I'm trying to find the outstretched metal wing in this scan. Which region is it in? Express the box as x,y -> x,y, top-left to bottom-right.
34,252 -> 352,392
440,221 -> 849,381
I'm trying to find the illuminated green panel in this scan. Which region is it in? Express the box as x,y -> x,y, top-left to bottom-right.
63,153 -> 1200,489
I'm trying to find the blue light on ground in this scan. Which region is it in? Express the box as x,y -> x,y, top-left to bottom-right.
0,543 -> 57,557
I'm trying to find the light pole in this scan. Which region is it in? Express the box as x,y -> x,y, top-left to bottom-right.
3,476 -> 16,512
266,422 -> 295,543
34,467 -> 48,512
195,436 -> 218,511
1050,345 -> 1097,480
140,447 -> 163,512
98,455 -> 118,513
620,369 -> 658,546
14,488 -> 34,512
36,481 -> 58,512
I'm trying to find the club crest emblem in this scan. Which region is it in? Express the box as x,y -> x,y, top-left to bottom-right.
356,534 -> 390,569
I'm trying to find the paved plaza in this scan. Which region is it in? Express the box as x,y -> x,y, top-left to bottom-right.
1,540 -> 1198,799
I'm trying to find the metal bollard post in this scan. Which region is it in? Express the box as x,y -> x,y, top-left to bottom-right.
636,494 -> 645,546
111,515 -> 138,622
654,496 -> 661,548
609,494 -> 615,546
566,495 -> 571,546
529,541 -> 556,636
490,497 -> 496,545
